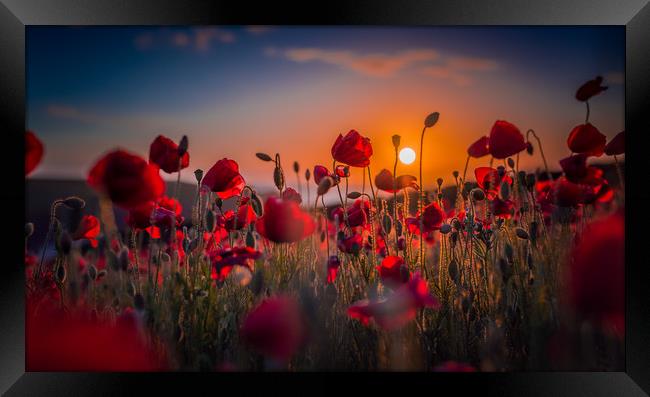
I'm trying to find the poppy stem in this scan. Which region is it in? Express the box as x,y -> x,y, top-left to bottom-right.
462,155 -> 470,188
393,146 -> 399,253
321,196 -> 330,257
418,125 -> 427,276
585,100 -> 590,123
614,155 -> 624,191
526,129 -> 551,182
37,200 -> 62,280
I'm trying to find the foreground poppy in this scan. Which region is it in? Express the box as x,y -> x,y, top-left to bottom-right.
25,130 -> 44,176
201,158 -> 246,199
72,215 -> 100,248
488,120 -> 527,159
374,169 -> 418,193
149,135 -> 190,174
575,76 -> 608,102
255,197 -> 315,243
566,123 -> 606,156
406,202 -> 445,234
377,255 -> 410,288
87,149 -> 165,209
604,131 -> 625,156
240,296 -> 306,361
567,211 -> 624,338
331,129 -> 373,167
467,136 -> 490,158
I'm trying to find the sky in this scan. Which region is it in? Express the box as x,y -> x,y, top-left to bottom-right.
26,26 -> 624,194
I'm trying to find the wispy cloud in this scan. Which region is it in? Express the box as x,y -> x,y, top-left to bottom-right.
134,28 -> 236,53
46,104 -> 181,131
268,46 -> 499,85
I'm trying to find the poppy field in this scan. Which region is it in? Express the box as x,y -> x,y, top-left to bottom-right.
24,76 -> 624,372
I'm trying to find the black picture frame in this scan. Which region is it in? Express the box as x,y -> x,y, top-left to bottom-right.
2,1 -> 649,395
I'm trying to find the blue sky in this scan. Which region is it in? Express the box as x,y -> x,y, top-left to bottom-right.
26,26 -> 624,191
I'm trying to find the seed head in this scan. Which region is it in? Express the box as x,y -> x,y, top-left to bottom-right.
392,134 -> 401,149
424,112 -> 440,128
194,169 -> 203,183
293,161 -> 300,173
317,176 -> 335,196
178,135 -> 189,157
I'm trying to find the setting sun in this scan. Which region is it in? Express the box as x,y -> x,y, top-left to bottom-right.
399,147 -> 416,165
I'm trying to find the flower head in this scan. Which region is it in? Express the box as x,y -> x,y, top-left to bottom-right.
567,123 -> 606,157
201,158 -> 246,199
255,197 -> 315,243
149,135 -> 190,174
331,129 -> 373,167
488,120 -> 527,159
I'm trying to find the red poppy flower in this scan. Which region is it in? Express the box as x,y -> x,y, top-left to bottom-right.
149,135 -> 189,174
88,150 -> 165,209
255,197 -> 315,243
331,199 -> 372,228
575,76 -> 608,102
240,296 -> 306,361
553,177 -> 589,208
26,304 -> 166,371
491,196 -> 514,219
567,123 -> 606,157
327,255 -> 341,284
281,187 -> 303,204
374,169 -> 418,193
331,129 -> 373,167
126,201 -> 156,230
377,256 -> 410,288
72,215 -> 100,248
475,167 -> 513,200
559,153 -> 589,184
127,196 -> 182,231
406,202 -> 445,234
201,158 -> 246,199
337,233 -> 363,255
25,130 -> 44,176
313,165 -> 334,185
434,361 -> 476,372
604,131 -> 625,156
467,136 -> 490,158
223,200 -> 257,231
209,246 -> 261,282
488,120 -> 527,159
567,211 -> 624,338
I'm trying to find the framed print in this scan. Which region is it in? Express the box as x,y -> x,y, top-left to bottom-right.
2,0 -> 649,395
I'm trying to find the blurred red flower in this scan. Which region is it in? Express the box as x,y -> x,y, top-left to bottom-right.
604,130 -> 625,156
72,215 -> 100,248
210,246 -> 261,282
467,136 -> 490,158
223,198 -> 257,231
488,120 -> 527,159
313,165 -> 337,186
25,130 -> 44,176
331,129 -> 373,167
337,233 -> 363,255
491,196 -> 514,219
374,169 -> 418,193
87,149 -> 165,209
331,199 -> 372,228
326,255 -> 341,284
567,123 -> 606,156
475,166 -> 513,200
575,76 -> 607,102
406,202 -> 445,234
240,296 -> 306,361
377,255 -> 410,288
281,187 -> 303,204
149,135 -> 189,174
567,211 -> 624,338
559,153 -> 589,184
127,196 -> 183,233
201,158 -> 246,199
255,197 -> 315,243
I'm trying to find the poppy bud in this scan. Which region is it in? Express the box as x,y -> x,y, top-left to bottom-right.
134,292 -> 145,311
194,169 -> 203,183
471,188 -> 485,202
529,221 -> 538,244
382,214 -> 392,234
500,182 -> 510,201
256,152 -> 273,162
525,173 -> 536,190
317,176 -> 334,196
424,112 -> 440,128
305,168 -> 311,181
25,222 -> 34,238
526,141 -> 534,155
496,166 -> 505,178
273,166 -> 285,191
250,193 -> 264,217
448,259 -> 459,284
392,134 -> 401,148
55,264 -> 67,284
517,170 -> 526,186
440,223 -> 451,234
515,228 -> 529,239
397,237 -> 406,251
347,191 -> 362,199
246,231 -> 255,248
293,161 -> 300,173
119,248 -> 130,272
507,158 -> 515,169
205,210 -> 215,231
452,219 -> 461,230
452,170 -> 459,179
395,220 -> 403,237
62,196 -> 86,210
178,135 -> 189,157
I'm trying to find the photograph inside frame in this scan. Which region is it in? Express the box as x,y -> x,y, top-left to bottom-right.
24,26 -> 625,371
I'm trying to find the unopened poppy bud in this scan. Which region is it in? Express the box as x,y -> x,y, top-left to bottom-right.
178,135 -> 189,157
507,158 -> 515,169
515,228 -> 529,239
256,152 -> 273,162
392,134 -> 401,148
517,170 -> 526,186
134,292 -> 145,311
382,214 -> 392,234
500,182 -> 511,201
397,237 -> 406,251
194,169 -> 203,183
25,222 -> 34,238
452,170 -> 459,179
395,220 -> 403,237
347,191 -> 362,199
273,166 -> 285,191
246,231 -> 255,248
205,211 -> 215,231
317,176 -> 334,196
97,269 -> 107,279
496,166 -> 506,178
526,141 -> 534,155
424,112 -> 440,128
305,168 -> 311,181
62,196 -> 86,210
525,173 -> 536,190
440,223 -> 452,234
471,188 -> 485,202
448,259 -> 459,284
293,161 -> 300,173
55,264 -> 67,284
